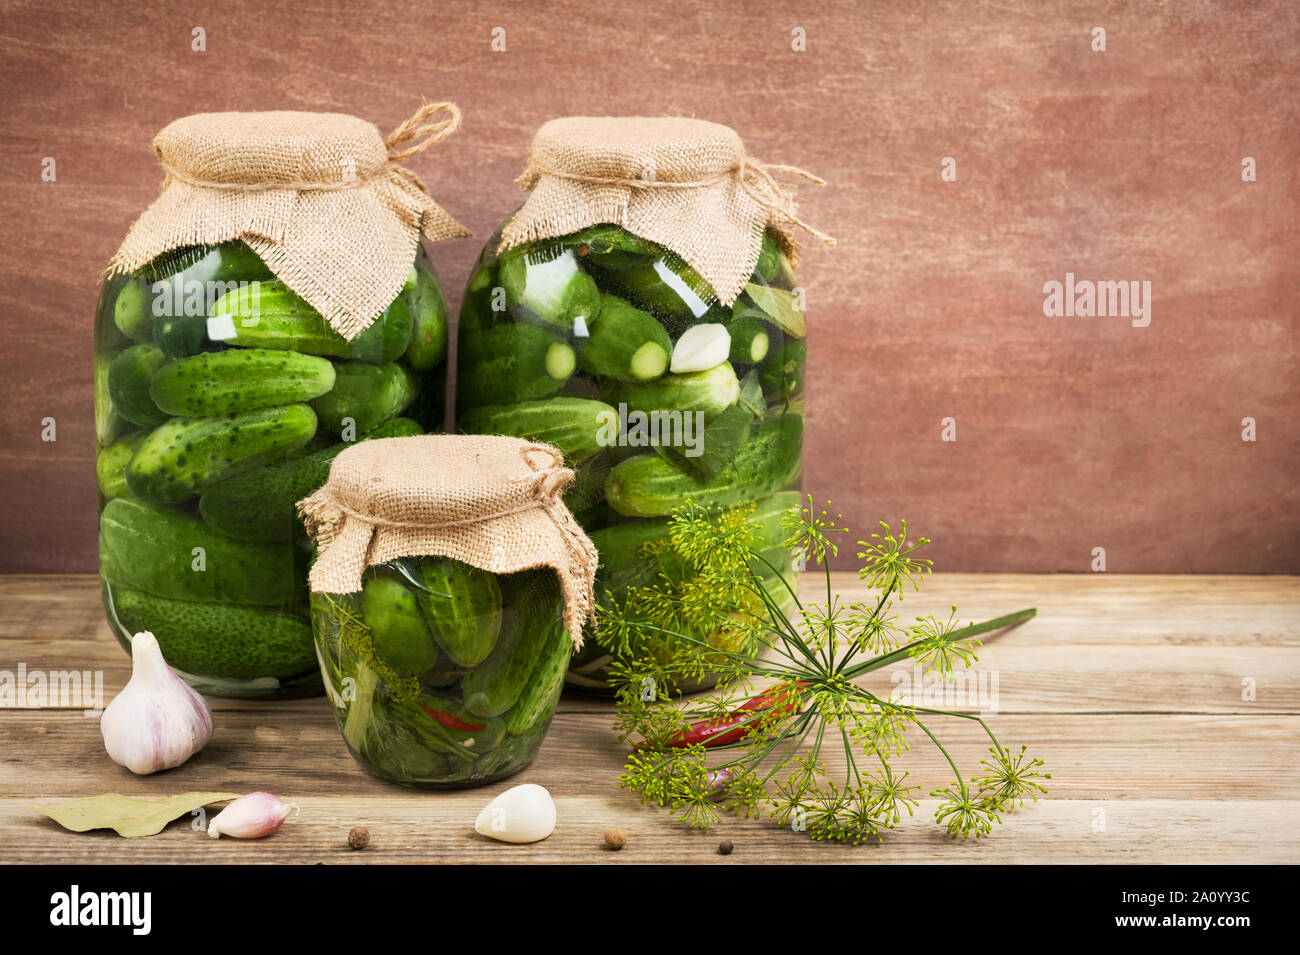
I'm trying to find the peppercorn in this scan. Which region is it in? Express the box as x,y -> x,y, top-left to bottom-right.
603,828 -> 627,850
718,840 -> 734,855
348,826 -> 370,850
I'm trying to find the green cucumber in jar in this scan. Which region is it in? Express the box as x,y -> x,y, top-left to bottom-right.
207,280 -> 412,363
107,344 -> 171,429
94,352 -> 123,445
621,360 -> 740,421
96,432 -> 145,499
361,575 -> 440,676
590,520 -> 669,596
310,362 -> 419,435
754,231 -> 795,287
113,279 -> 153,343
587,249 -> 717,325
100,497 -> 302,605
605,414 -> 803,517
457,324 -> 575,409
149,348 -> 336,416
412,557 -> 503,667
726,315 -> 770,365
198,417 -> 423,543
458,397 -> 617,460
460,570 -> 564,719
504,623 -> 572,736
577,293 -> 671,382
406,260 -> 449,371
759,338 -> 805,408
106,584 -> 315,679
125,403 -> 318,503
498,245 -> 600,333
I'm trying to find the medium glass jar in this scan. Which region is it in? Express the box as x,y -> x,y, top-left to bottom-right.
310,560 -> 570,788
456,224 -> 804,692
96,240 -> 449,698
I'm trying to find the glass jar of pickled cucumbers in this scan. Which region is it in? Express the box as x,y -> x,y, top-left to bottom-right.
456,224 -> 805,693
310,561 -> 571,788
96,240 -> 450,698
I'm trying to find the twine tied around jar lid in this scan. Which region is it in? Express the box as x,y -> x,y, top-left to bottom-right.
500,115 -> 835,305
107,101 -> 470,341
297,435 -> 598,649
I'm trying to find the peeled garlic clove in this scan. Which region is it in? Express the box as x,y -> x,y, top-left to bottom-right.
100,631 -> 213,775
670,323 -> 731,373
208,792 -> 299,839
474,783 -> 556,844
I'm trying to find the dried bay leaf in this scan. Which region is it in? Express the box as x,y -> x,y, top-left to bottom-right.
22,792 -> 241,838
739,284 -> 806,339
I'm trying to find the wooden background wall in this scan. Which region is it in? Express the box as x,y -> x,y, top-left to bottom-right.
0,0 -> 1296,573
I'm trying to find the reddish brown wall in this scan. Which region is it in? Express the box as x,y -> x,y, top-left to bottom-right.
1,0 -> 1296,573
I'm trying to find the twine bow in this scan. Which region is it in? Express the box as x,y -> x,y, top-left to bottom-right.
384,101 -> 462,161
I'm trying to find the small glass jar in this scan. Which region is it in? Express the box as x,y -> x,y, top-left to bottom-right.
310,560 -> 570,788
96,240 -> 449,698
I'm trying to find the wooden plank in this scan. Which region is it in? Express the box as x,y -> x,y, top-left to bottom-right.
4,710 -> 1296,801
3,797 -> 1296,865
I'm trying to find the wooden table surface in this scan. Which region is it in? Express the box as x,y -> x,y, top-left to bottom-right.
1,572 -> 1297,864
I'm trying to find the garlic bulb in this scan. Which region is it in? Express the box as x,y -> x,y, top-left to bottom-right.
100,631 -> 213,775
474,783 -> 556,843
670,323 -> 731,373
208,792 -> 299,839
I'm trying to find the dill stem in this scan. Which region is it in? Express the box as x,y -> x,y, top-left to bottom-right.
749,550 -> 806,616
743,575 -> 820,671
760,708 -> 819,784
841,723 -> 862,787
838,607 -> 1037,682
911,717 -> 967,798
831,579 -> 895,677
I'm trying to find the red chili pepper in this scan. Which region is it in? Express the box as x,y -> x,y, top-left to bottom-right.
656,682 -> 808,749
420,706 -> 484,733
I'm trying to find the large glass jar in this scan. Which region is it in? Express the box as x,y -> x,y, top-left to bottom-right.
310,560 -> 570,788
456,225 -> 804,693
95,240 -> 449,698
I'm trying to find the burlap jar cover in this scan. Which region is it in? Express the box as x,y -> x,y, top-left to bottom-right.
107,102 -> 470,340
499,115 -> 835,305
298,435 -> 598,648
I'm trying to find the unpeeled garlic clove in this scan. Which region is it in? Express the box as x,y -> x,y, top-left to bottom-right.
669,323 -> 731,373
100,631 -> 213,775
474,783 -> 556,844
208,792 -> 299,839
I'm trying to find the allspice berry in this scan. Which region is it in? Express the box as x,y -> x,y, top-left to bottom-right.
718,840 -> 734,855
603,827 -> 627,851
348,826 -> 370,850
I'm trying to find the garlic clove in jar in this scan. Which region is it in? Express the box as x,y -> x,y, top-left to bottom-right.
474,783 -> 556,844
207,792 -> 299,839
669,323 -> 731,373
100,631 -> 213,775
